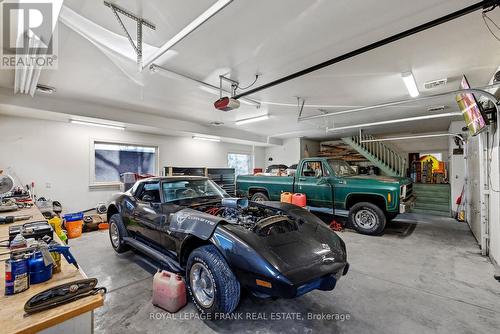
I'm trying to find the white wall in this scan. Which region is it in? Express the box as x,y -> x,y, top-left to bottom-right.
0,115 -> 265,212
264,138 -> 301,167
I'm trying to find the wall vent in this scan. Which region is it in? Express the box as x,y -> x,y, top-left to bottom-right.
424,78 -> 447,90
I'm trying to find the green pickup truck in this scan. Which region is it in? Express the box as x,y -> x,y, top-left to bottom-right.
236,158 -> 415,235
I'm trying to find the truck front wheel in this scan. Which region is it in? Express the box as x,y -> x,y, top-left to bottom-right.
348,202 -> 386,236
251,192 -> 269,202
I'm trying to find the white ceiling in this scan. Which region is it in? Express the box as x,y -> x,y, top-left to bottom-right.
1,0 -> 500,143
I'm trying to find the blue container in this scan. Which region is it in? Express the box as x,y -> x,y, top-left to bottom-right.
28,251 -> 53,284
63,212 -> 84,222
5,258 -> 29,295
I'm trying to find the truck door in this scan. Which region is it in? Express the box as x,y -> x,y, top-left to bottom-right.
295,160 -> 332,208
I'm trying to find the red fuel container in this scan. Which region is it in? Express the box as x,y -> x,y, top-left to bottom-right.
292,193 -> 307,207
152,270 -> 187,313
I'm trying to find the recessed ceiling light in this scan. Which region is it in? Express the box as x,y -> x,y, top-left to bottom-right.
209,121 -> 224,127
401,72 -> 419,97
70,119 -> 125,130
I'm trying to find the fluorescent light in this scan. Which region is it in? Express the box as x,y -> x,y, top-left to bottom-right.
326,112 -> 461,132
235,114 -> 270,125
70,120 -> 125,130
192,136 -> 221,142
402,72 -> 419,97
142,0 -> 233,70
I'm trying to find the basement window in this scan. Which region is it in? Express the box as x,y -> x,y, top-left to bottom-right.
227,153 -> 252,176
91,141 -> 158,186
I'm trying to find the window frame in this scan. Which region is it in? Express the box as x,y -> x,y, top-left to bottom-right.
89,138 -> 159,188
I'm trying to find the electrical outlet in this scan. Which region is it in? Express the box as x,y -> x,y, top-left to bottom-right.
45,182 -> 51,189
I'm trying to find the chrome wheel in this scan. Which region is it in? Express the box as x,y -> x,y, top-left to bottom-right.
110,222 -> 120,248
190,262 -> 215,308
354,209 -> 377,229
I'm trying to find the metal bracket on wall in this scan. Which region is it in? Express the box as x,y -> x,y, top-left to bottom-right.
104,1 -> 156,66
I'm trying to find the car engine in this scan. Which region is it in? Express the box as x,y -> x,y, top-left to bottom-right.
198,204 -> 299,236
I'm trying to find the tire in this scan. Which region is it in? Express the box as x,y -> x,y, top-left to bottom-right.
109,213 -> 129,253
251,192 -> 269,202
186,245 -> 240,315
348,202 -> 386,236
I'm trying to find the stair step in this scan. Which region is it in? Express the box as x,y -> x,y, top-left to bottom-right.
414,196 -> 450,205
411,208 -> 451,217
413,191 -> 450,200
414,202 -> 450,212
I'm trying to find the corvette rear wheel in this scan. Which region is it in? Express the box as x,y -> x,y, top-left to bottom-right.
187,245 -> 240,315
348,202 -> 386,236
109,214 -> 129,253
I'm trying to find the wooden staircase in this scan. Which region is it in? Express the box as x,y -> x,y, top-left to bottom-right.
411,184 -> 451,217
342,134 -> 407,177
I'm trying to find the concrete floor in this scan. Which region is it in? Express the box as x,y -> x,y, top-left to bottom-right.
71,214 -> 500,334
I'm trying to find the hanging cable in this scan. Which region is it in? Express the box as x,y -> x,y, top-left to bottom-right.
483,11 -> 500,42
236,74 -> 260,91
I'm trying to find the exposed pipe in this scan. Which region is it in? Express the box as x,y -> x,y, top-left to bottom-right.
300,85 -> 500,122
359,133 -> 465,143
234,1 -> 497,100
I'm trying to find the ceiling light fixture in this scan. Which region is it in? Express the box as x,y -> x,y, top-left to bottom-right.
192,136 -> 221,142
142,0 -> 233,70
401,72 -> 419,97
70,120 -> 125,130
326,112 -> 461,132
235,114 -> 270,125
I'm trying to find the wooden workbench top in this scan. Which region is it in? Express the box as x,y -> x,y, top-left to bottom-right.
0,206 -> 104,334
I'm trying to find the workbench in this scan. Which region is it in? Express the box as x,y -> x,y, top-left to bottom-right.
0,206 -> 104,334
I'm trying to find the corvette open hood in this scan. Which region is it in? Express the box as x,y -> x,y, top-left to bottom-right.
223,203 -> 347,285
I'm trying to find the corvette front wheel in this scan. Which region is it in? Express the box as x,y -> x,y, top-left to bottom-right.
186,245 -> 240,315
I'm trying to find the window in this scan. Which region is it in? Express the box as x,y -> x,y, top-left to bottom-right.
93,142 -> 157,184
327,159 -> 356,177
227,153 -> 252,176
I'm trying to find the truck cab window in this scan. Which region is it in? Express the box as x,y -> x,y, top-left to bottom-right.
302,161 -> 325,177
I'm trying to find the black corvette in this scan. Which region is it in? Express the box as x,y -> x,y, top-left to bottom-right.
107,176 -> 349,315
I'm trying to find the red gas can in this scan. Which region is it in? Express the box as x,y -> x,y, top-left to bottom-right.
292,193 -> 307,207
152,270 -> 187,313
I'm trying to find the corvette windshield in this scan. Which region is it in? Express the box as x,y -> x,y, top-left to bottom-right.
161,179 -> 229,203
327,159 -> 357,177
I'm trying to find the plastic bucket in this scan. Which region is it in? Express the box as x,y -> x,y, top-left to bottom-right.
280,192 -> 293,203
65,220 -> 83,239
63,212 -> 84,222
